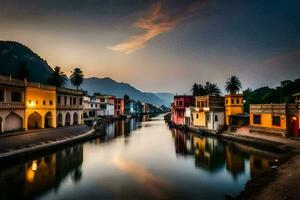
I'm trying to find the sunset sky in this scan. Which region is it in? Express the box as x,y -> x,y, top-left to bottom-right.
0,0 -> 299,94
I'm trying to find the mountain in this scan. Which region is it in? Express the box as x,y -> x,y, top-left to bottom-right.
0,41 -> 172,106
74,77 -> 173,106
0,41 -> 53,82
155,92 -> 174,106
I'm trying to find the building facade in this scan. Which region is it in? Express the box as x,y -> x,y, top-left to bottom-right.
56,88 -> 84,127
192,95 -> 225,131
98,95 -> 115,116
114,98 -> 124,116
24,82 -> 57,130
249,103 -> 299,137
0,75 -> 25,133
225,94 -> 244,125
171,95 -> 193,125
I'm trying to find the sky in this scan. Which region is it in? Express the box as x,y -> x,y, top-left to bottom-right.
0,0 -> 299,94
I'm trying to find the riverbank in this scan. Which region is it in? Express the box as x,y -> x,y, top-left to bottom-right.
167,121 -> 300,200
0,125 -> 95,161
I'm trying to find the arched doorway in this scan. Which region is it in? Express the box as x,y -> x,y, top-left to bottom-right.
57,113 -> 63,127
73,112 -> 78,125
44,112 -> 53,128
65,112 -> 71,126
290,116 -> 299,137
28,112 -> 42,129
5,112 -> 23,132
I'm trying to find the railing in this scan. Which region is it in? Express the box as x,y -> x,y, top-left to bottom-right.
0,102 -> 25,108
250,103 -> 298,114
56,104 -> 83,109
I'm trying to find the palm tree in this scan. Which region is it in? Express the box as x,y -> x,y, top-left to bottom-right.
17,62 -> 31,81
204,82 -> 221,96
48,66 -> 68,87
225,75 -> 242,94
70,68 -> 84,92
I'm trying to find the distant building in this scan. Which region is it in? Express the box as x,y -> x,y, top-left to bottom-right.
83,96 -> 101,117
0,75 -> 25,133
171,95 -> 193,125
249,103 -> 299,137
184,106 -> 194,126
97,95 -> 115,116
56,88 -> 84,127
142,103 -> 150,114
114,98 -> 124,116
192,95 -> 225,132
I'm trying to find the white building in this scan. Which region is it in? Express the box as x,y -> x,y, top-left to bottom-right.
0,75 -> 25,133
184,106 -> 194,126
98,95 -> 115,116
83,96 -> 101,118
205,111 -> 225,132
56,88 -> 84,127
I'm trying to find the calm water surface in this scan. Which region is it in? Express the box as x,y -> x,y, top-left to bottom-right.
0,114 -> 281,200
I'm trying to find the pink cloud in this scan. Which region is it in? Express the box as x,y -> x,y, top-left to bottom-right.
108,1 -> 206,54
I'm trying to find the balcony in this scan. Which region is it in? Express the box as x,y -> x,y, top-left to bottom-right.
0,102 -> 25,109
56,104 -> 83,110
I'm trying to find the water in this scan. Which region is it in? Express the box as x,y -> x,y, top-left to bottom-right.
0,114 -> 281,200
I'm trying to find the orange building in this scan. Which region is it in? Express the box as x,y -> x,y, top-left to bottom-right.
114,98 -> 124,116
225,94 -> 244,125
249,103 -> 299,137
24,82 -> 56,130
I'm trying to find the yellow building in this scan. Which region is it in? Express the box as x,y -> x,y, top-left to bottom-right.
24,83 -> 56,130
249,104 -> 299,137
192,95 -> 225,131
225,94 -> 244,125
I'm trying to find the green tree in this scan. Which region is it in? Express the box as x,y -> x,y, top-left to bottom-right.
17,62 -> 31,80
225,75 -> 242,94
191,83 -> 199,96
48,66 -> 68,87
70,68 -> 84,92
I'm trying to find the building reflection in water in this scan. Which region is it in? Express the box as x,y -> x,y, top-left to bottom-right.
172,130 -> 277,179
0,144 -> 83,199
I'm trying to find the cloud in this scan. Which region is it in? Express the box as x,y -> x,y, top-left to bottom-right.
108,0 -> 206,54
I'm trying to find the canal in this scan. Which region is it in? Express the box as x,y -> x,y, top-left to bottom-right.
0,114 -> 281,200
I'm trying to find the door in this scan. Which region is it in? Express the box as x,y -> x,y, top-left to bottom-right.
291,116 -> 299,137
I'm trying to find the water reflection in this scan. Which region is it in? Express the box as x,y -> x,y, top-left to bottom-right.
172,128 -> 278,180
0,115 -> 281,200
0,145 -> 83,199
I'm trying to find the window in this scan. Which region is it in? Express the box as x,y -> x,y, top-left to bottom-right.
101,98 -> 105,102
49,100 -> 53,105
236,99 -> 240,104
179,101 -> 183,106
73,98 -> 76,105
79,98 -> 83,105
196,114 -> 199,119
64,96 -> 67,105
215,115 -> 218,122
253,115 -> 261,124
43,100 -> 46,105
70,97 -> 72,105
201,101 -> 205,108
11,92 -> 21,102
231,99 -> 234,104
225,99 -> 228,104
118,105 -> 120,109
57,96 -> 61,104
0,89 -> 4,102
197,101 -> 200,107
272,116 -> 281,126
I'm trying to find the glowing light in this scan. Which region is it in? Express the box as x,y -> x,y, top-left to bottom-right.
28,100 -> 36,107
31,160 -> 38,171
292,116 -> 297,121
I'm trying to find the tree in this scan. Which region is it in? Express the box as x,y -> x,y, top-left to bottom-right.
225,75 -> 242,94
124,94 -> 130,101
191,83 -> 198,96
70,68 -> 84,92
17,62 -> 31,81
48,66 -> 68,87
204,82 -> 221,96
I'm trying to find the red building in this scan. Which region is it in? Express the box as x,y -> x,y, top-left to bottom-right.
114,98 -> 124,116
171,95 -> 193,125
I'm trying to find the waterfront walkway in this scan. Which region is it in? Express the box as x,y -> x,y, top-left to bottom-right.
0,125 -> 94,159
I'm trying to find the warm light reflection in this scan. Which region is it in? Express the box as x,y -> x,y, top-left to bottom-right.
31,160 -> 38,171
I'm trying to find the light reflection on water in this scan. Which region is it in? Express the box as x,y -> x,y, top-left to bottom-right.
0,114 -> 280,200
